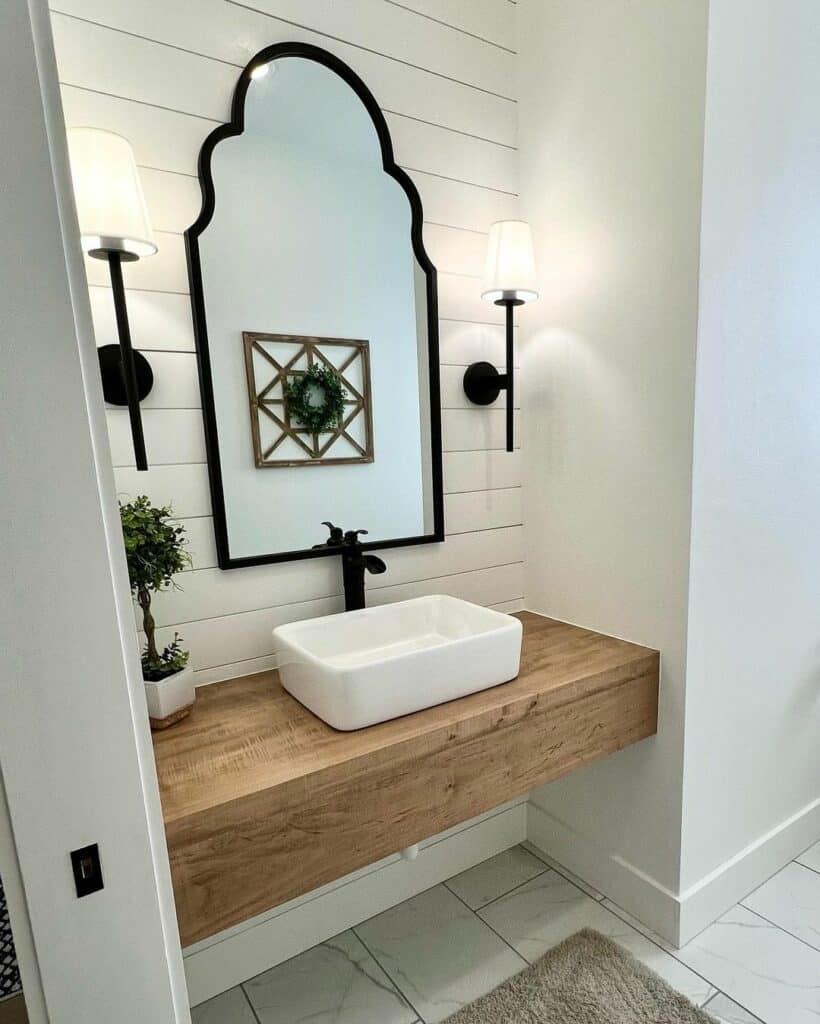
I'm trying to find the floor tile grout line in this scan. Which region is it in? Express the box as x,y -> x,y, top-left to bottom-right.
703,989 -> 765,1023
795,858 -> 820,877
520,844 -> 605,901
521,865 -> 727,1006
353,927 -> 426,1023
237,982 -> 263,1024
602,890 -> 820,1020
444,860 -> 552,915
350,925 -> 427,1024
594,898 -> 726,1002
739,902 -> 820,957
442,860 -> 549,913
444,878 -> 530,965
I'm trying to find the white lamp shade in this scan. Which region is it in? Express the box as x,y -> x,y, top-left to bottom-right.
481,220 -> 538,304
67,127 -> 157,260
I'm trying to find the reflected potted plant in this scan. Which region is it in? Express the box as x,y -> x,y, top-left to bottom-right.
120,496 -> 194,730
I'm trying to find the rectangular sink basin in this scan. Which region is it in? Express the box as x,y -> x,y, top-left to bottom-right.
273,595 -> 523,730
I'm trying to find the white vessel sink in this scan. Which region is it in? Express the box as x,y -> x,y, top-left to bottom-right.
273,595 -> 523,731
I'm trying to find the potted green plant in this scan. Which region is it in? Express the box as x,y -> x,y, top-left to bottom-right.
120,496 -> 194,729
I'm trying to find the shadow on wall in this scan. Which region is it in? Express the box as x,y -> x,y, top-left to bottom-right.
0,877 -> 21,1000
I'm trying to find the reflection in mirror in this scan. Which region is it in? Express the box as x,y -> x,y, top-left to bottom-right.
187,45 -> 443,568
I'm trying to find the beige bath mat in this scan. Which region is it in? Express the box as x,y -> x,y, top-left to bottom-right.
444,929 -> 714,1023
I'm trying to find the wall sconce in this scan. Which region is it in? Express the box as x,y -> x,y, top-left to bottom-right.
67,128 -> 156,471
463,220 -> 538,452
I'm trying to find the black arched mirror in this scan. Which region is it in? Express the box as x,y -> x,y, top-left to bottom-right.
186,43 -> 443,569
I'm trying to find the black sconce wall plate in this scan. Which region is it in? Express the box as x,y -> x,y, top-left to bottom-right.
98,345 -> 154,406
463,361 -> 507,406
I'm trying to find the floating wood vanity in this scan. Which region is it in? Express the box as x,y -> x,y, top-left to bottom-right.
152,612 -> 659,946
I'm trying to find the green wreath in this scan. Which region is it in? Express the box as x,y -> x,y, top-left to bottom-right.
284,364 -> 347,433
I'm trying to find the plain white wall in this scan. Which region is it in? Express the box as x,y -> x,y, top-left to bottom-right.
49,0 -> 525,686
681,0 -> 820,891
517,0 -> 708,896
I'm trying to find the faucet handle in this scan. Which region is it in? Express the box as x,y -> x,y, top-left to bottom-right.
313,521 -> 345,548
343,529 -> 368,545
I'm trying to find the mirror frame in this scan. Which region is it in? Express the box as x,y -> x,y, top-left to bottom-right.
185,42 -> 445,569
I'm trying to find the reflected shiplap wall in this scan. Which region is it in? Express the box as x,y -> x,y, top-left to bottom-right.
49,0 -> 524,684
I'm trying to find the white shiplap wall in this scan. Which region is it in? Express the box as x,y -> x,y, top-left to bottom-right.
50,0 -> 524,684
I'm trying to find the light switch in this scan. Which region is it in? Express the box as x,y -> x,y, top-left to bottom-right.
70,843 -> 104,898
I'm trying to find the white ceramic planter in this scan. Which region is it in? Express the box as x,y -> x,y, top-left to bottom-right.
144,665 -> 195,729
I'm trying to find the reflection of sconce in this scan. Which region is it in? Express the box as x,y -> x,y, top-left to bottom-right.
67,128 -> 156,471
463,220 -> 538,452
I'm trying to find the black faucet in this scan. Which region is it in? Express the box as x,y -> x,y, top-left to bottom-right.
314,522 -> 387,611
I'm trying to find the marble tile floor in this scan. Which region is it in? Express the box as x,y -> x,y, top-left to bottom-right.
192,838 -> 820,1024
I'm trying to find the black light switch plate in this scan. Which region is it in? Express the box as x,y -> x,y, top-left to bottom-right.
70,844 -> 103,898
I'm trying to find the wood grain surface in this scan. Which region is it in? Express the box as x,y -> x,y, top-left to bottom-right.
153,612 -> 659,945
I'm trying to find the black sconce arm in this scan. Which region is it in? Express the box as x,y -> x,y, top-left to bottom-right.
462,298 -> 519,453
96,252 -> 154,471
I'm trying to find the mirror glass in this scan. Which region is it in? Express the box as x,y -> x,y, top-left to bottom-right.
188,50 -> 443,567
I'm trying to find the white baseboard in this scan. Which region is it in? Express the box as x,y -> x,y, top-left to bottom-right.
527,796 -> 820,947
526,802 -> 680,942
677,794 -> 820,944
184,799 -> 527,1007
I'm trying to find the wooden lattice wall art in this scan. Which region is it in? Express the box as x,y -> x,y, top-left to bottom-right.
242,332 -> 374,468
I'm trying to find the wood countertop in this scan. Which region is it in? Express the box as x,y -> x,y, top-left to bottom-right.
153,611 -> 659,945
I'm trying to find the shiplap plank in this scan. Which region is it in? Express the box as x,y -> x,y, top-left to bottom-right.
368,560 -> 523,609
443,409 -> 521,451
445,487 -> 522,534
439,274 -> 509,324
60,86 -> 214,179
140,168 -> 202,234
423,223 -> 486,277
148,597 -> 344,672
50,0 -> 515,145
53,17 -> 516,192
150,560 -> 524,669
107,409 -> 206,467
114,463 -> 211,517
175,517 -> 218,571
146,527 -> 523,626
225,0 -> 515,97
387,0 -> 515,50
443,450 -> 522,493
439,320 -> 518,367
409,169 -> 517,231
147,557 -> 339,627
389,115 -> 515,193
195,654 -> 277,686
89,286 -> 194,351
126,352 -> 201,409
